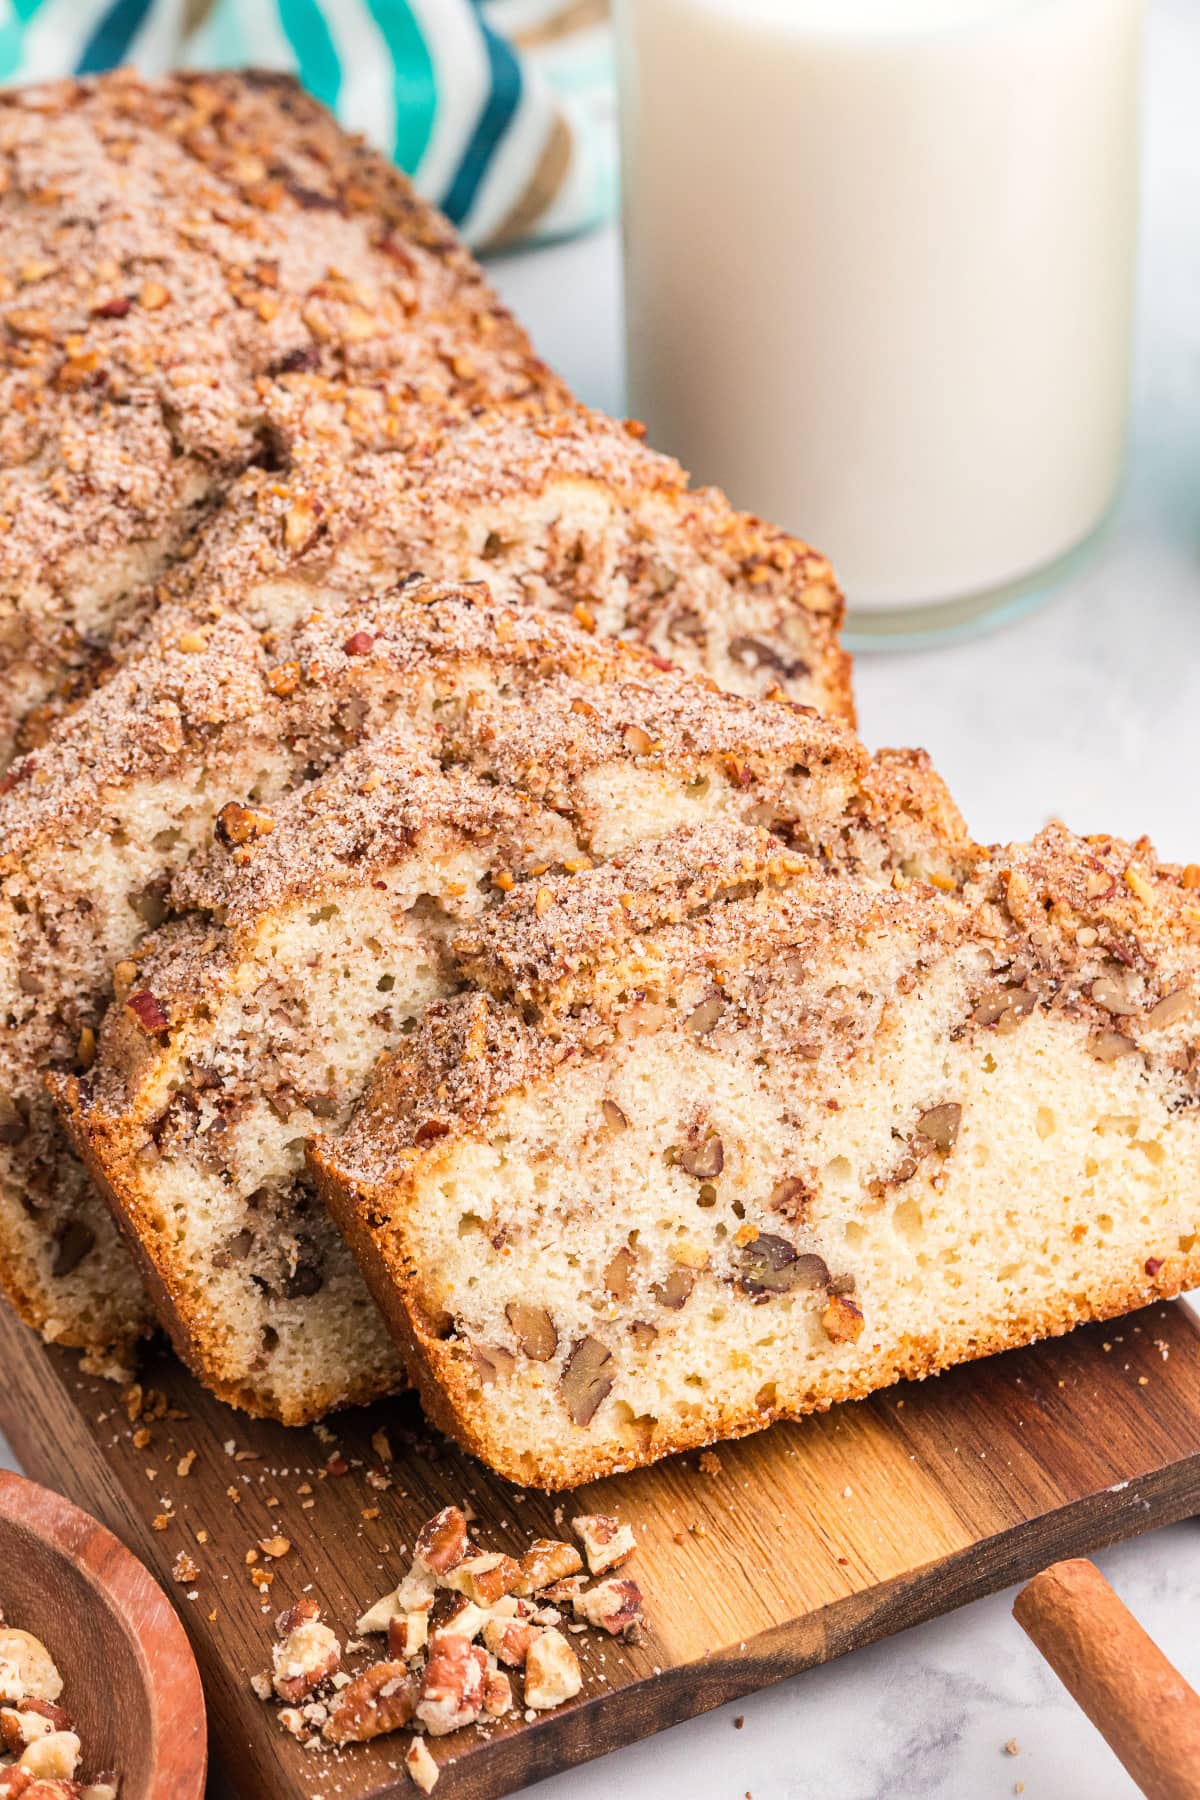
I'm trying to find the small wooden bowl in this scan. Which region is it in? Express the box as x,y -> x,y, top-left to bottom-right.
0,1471 -> 206,1798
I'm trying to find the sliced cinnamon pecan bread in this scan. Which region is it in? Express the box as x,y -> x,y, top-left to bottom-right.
14,575 -> 774,1356
0,69 -> 564,759
52,610 -> 956,1417
128,392 -> 852,721
56,742 -> 577,1417
309,820 -> 1200,1488
0,68 -> 852,763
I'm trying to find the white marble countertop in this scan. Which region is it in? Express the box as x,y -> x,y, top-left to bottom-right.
492,5 -> 1200,1795
5,6 -> 1200,1796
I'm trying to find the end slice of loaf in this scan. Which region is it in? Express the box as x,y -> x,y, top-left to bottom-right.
51,613 -> 964,1415
309,820 -> 1200,1488
0,68 -> 564,760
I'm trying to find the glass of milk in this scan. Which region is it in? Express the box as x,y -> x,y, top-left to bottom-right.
616,0 -> 1145,643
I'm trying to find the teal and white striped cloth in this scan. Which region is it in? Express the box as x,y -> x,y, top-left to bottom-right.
0,0 -> 616,248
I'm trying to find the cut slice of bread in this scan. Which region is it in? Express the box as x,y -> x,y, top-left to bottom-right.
130,395 -> 852,723
56,741 -> 576,1418
51,610 -> 964,1416
309,820 -> 1200,1488
0,68 -> 564,760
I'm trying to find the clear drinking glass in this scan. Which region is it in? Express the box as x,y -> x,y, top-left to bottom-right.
616,0 -> 1145,644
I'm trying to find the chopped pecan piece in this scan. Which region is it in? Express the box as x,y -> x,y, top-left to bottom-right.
442,1552 -> 522,1607
914,1103 -> 962,1151
483,1670 -> 513,1717
274,1597 -> 320,1637
1147,989 -> 1192,1030
506,1303 -> 557,1362
517,1539 -> 583,1595
0,1701 -> 70,1753
480,1617 -> 537,1669
125,990 -> 169,1035
415,1636 -> 486,1736
272,1610 -> 340,1702
601,1099 -> 629,1132
354,1584 -> 399,1636
572,1514 -> 637,1576
561,1337 -> 614,1425
523,1628 -> 582,1710
685,994 -> 726,1035
1090,1029 -> 1138,1063
738,1236 -> 828,1299
427,1593 -> 489,1649
0,1633 -> 62,1705
572,1578 -> 645,1639
470,1342 -> 517,1384
387,1611 -> 428,1661
414,1507 -> 469,1576
322,1661 -> 415,1745
15,1731 -> 79,1781
603,1246 -> 637,1300
405,1736 -> 439,1793
679,1133 -> 724,1180
768,1177 -> 811,1221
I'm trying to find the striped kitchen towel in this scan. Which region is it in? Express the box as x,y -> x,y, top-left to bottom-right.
0,0 -> 616,248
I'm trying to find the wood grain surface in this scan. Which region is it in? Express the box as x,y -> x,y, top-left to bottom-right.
1,1300 -> 1199,1800
0,1470 -> 206,1800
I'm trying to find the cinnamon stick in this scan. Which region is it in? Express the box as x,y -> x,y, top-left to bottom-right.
1013,1558 -> 1200,1800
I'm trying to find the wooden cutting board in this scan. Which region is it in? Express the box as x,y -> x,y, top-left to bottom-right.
2,1298 -> 1200,1800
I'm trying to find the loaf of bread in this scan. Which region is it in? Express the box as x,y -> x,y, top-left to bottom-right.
0,70 -> 564,762
308,820 -> 1200,1488
0,63 -> 852,1361
1,70 -> 850,768
52,585 -> 961,1417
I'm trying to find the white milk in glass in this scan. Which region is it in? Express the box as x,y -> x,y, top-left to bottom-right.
617,0 -> 1145,639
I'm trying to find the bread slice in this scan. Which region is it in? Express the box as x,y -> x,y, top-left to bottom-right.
129,393 -> 853,722
57,740 -> 577,1416
309,820 -> 1200,1488
51,616 -> 963,1417
0,68 -> 564,760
